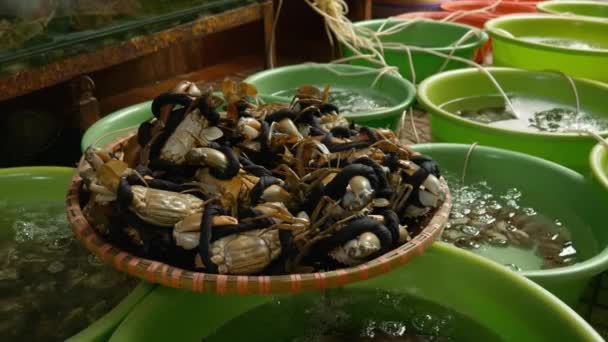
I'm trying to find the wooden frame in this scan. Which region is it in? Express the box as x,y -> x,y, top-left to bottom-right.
0,1 -> 274,102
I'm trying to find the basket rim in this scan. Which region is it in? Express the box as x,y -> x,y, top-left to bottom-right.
67,135 -> 452,295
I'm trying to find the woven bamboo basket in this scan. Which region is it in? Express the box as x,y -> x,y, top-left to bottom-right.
66,135 -> 452,295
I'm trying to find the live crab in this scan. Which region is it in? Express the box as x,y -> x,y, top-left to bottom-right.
78,79 -> 447,275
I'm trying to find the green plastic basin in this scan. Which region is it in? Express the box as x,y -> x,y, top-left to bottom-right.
343,19 -> 488,83
590,142 -> 608,201
417,67 -> 608,173
412,143 -> 608,306
0,167 -> 155,342
244,63 -> 416,129
107,243 -> 601,341
486,14 -> 608,82
537,1 -> 608,20
81,101 -> 153,151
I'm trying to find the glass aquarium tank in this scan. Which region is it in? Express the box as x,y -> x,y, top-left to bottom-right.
0,0 -> 256,74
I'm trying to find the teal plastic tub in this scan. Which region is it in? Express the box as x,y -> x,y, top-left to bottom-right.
417,67 -> 608,173
244,63 -> 416,129
412,144 -> 608,306
0,167 -> 154,342
107,243 -> 601,341
342,19 -> 488,83
537,1 -> 608,20
486,14 -> 608,82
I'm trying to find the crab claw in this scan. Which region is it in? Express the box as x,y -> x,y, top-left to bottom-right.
151,93 -> 193,123
319,217 -> 393,266
342,175 -> 374,211
323,164 -> 379,210
250,176 -> 283,205
411,154 -> 441,178
237,117 -> 262,140
186,146 -> 239,180
343,232 -> 381,259
174,213 -> 238,250
84,146 -> 112,170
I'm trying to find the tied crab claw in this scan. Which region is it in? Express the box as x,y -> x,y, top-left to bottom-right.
316,217 -> 393,267
237,117 -> 263,140
399,160 -> 446,218
322,164 -> 379,211
249,176 -> 293,207
197,205 -> 281,275
81,146 -> 133,202
116,178 -> 205,227
173,212 -> 239,250
185,145 -> 240,180
151,81 -> 202,124
411,154 -> 441,178
266,109 -> 304,147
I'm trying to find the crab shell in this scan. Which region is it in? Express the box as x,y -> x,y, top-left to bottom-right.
404,173 -> 446,218
319,113 -> 349,131
329,232 -> 381,266
173,213 -> 239,250
160,109 -> 205,164
209,229 -> 281,275
195,168 -> 259,207
342,175 -> 375,211
186,147 -> 229,170
129,185 -> 204,226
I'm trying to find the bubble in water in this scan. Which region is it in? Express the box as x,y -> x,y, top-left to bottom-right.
450,211 -> 465,220
379,321 -> 407,336
476,214 -> 496,225
487,201 -> 502,211
47,261 -> 65,274
506,200 -> 519,209
443,170 -> 579,271
87,254 -> 104,267
504,188 -> 522,200
460,225 -> 480,236
13,220 -> 36,242
559,245 -> 577,258
412,314 -> 434,333
505,263 -> 522,272
361,319 -> 377,338
327,88 -> 392,114
272,87 -> 392,114
48,237 -> 73,251
471,207 -> 486,216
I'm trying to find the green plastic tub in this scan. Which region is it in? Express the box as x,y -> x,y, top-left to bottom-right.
412,143 -> 608,306
342,19 -> 488,83
107,243 -> 601,341
590,142 -> 608,201
486,14 -> 608,82
0,167 -> 154,342
417,67 -> 608,173
244,63 -> 416,129
81,101 -> 153,151
537,1 -> 608,20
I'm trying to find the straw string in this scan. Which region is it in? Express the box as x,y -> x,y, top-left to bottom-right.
304,0 -> 521,119
461,142 -> 479,185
